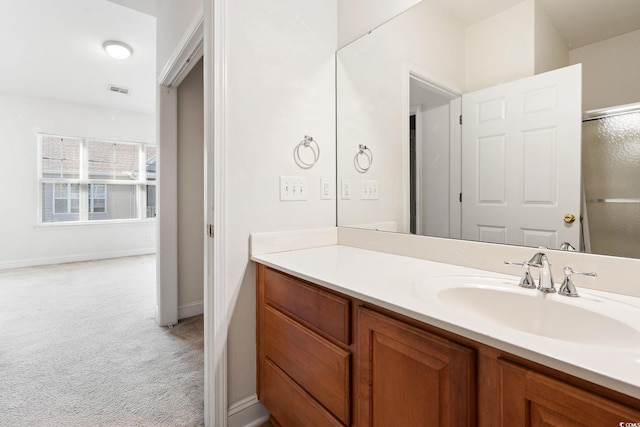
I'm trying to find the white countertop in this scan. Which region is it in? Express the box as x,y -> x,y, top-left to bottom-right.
252,244 -> 640,400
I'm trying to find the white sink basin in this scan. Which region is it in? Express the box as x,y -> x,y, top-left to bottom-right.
416,276 -> 640,348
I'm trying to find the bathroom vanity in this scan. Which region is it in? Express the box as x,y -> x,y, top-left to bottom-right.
253,241 -> 640,426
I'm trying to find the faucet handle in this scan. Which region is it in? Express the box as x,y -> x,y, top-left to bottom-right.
504,260 -> 537,289
559,267 -> 597,297
559,242 -> 576,251
527,251 -> 546,268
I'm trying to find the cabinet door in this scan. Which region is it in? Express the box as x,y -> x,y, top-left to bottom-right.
500,359 -> 640,426
357,307 -> 476,426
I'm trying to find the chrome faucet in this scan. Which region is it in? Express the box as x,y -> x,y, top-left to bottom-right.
559,242 -> 576,251
528,252 -> 555,293
504,260 -> 537,289
559,267 -> 597,297
506,253 -> 597,297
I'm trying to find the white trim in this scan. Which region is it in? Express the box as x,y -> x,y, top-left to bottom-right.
0,247 -> 155,271
228,395 -> 269,427
36,131 -> 155,146
178,300 -> 204,319
449,97 -> 462,239
34,218 -> 155,230
401,64 -> 411,233
205,0 -> 228,425
158,14 -> 204,88
583,101 -> 640,121
155,85 -> 179,327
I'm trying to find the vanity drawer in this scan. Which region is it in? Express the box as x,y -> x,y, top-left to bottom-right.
264,305 -> 351,425
264,267 -> 351,345
262,358 -> 345,427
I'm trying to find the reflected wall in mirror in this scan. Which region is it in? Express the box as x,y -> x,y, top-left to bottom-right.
336,0 -> 640,258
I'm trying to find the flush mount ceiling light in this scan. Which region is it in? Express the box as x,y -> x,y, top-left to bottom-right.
103,41 -> 133,60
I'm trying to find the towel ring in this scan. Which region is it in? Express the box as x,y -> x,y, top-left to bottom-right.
354,144 -> 373,173
294,135 -> 320,169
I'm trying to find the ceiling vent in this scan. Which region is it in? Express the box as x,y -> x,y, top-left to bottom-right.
108,84 -> 130,95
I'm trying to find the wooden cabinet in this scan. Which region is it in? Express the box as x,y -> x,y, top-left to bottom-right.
257,265 -> 354,426
256,263 -> 640,426
499,359 -> 640,426
357,307 -> 475,426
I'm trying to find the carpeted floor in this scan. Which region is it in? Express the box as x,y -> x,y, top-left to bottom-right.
0,254 -> 204,427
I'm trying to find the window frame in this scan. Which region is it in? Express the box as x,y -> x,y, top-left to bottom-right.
37,134 -> 156,225
89,183 -> 107,214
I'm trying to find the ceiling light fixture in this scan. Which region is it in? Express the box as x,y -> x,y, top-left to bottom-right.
103,41 -> 133,60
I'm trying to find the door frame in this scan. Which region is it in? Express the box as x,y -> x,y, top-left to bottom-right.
205,0 -> 228,425
156,7 -> 204,328
157,3 -> 228,426
402,65 -> 460,236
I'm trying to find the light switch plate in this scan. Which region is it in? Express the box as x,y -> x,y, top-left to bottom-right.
320,178 -> 331,200
361,180 -> 379,200
341,179 -> 351,200
280,176 -> 308,201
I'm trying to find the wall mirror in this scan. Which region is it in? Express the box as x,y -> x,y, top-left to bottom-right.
336,0 -> 640,259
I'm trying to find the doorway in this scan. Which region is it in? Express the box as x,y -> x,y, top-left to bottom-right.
176,58 -> 205,320
408,75 -> 460,237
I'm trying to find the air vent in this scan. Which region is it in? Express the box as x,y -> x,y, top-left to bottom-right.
108,84 -> 130,95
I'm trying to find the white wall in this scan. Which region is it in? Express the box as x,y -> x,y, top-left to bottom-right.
224,0 -> 337,408
155,0 -> 203,74
570,29 -> 640,112
337,0 -> 421,48
466,0 -> 535,92
177,59 -> 204,320
534,1 -> 568,75
337,0 -> 465,232
0,92 -> 156,269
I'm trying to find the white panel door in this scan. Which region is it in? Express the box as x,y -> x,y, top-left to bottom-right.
461,64 -> 582,250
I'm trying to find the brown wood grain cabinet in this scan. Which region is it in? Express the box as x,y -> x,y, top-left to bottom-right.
357,307 -> 475,426
256,263 -> 640,427
498,359 -> 640,426
257,265 -> 354,426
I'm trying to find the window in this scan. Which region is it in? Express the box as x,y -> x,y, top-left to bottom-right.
39,134 -> 156,223
89,184 -> 106,213
53,183 -> 80,216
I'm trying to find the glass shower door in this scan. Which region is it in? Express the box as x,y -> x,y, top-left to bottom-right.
583,109 -> 640,258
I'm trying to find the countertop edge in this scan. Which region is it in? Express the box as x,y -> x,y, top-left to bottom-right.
252,246 -> 640,401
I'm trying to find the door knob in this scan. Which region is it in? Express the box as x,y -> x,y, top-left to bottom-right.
563,213 -> 576,224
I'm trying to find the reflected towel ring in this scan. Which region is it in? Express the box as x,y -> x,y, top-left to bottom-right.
294,135 -> 320,169
354,144 -> 373,173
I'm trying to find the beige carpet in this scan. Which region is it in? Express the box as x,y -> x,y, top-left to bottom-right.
0,254 -> 204,427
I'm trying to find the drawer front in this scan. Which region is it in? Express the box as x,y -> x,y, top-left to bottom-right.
264,306 -> 351,425
262,358 -> 345,427
264,268 -> 351,345
499,360 -> 640,426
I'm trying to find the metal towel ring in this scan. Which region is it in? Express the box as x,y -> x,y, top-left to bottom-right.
294,135 -> 320,169
354,144 -> 373,173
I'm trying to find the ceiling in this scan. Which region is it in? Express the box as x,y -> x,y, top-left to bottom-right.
1,0 -> 639,117
0,0 -> 156,115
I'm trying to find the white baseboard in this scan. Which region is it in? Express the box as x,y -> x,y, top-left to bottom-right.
178,300 -> 204,319
0,248 -> 156,271
228,394 -> 269,427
